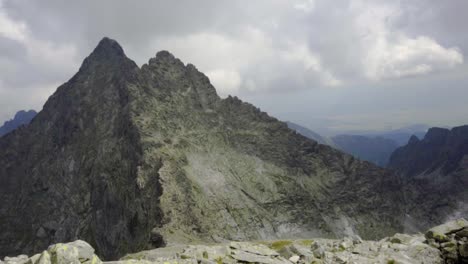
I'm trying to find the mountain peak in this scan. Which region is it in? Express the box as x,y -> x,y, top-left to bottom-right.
147,50 -> 185,70
76,37 -> 137,77
408,135 -> 420,144
93,37 -> 125,57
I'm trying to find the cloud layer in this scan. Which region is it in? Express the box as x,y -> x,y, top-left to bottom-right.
0,0 -> 467,132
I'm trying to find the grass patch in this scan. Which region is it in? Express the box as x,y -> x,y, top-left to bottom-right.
270,240 -> 293,251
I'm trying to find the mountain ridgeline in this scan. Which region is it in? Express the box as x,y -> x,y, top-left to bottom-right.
286,122 -> 401,167
388,125 -> 468,230
0,38 -> 459,260
0,110 -> 37,137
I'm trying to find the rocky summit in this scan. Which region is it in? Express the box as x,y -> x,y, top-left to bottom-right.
2,219 -> 468,264
0,37 -> 460,260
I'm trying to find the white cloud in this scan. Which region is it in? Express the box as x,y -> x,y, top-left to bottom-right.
0,0 -> 27,41
351,0 -> 464,80
150,26 -> 341,95
365,35 -> 463,80
206,69 -> 242,96
0,1 -> 78,77
294,0 -> 315,13
282,42 -> 342,87
0,1 -> 79,120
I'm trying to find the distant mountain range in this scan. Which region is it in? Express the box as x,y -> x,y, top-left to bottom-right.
332,135 -> 398,167
356,124 -> 430,146
388,125 -> 468,231
287,121 -> 427,167
0,110 -> 37,137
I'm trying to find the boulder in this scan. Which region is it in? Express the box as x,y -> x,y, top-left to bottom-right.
425,218 -> 468,242
288,255 -> 300,263
457,227 -> 468,239
67,241 -> 95,262
459,241 -> 468,258
3,255 -> 28,264
35,252 -> 51,264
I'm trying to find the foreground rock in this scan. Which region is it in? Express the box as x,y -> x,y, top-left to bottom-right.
2,240 -> 101,264
4,219 -> 468,264
425,219 -> 468,263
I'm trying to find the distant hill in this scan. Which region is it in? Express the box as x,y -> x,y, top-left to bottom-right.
287,122 -> 399,166
354,125 -> 429,146
286,121 -> 331,145
0,110 -> 37,137
332,135 -> 398,167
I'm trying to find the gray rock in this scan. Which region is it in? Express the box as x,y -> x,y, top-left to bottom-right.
230,249 -> 288,264
35,252 -> 51,264
459,241 -> 468,258
25,254 -> 40,264
48,243 -> 80,264
310,242 -> 325,259
67,240 -> 95,262
288,255 -> 300,263
426,218 -> 468,242
229,242 -> 278,257
457,227 -> 468,238
3,255 -> 28,264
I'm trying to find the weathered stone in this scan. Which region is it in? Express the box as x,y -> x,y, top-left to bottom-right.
67,241 -> 95,262
426,219 -> 468,242
459,241 -> 468,258
441,243 -> 459,263
340,237 -> 354,249
25,254 -> 40,264
310,242 -> 325,259
3,255 -> 28,264
229,242 -> 278,257
35,251 -> 51,264
48,243 -> 80,264
230,249 -> 288,264
288,255 -> 300,263
457,227 -> 468,239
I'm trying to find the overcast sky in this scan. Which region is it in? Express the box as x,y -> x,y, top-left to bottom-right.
0,0 -> 467,134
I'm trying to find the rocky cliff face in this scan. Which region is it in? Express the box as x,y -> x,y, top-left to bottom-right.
0,110 -> 37,137
0,38 -> 164,259
388,125 -> 468,231
1,38 -> 409,259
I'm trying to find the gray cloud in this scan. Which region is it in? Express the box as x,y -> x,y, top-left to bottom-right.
0,0 -> 467,133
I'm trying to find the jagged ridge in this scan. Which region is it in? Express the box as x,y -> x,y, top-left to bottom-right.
0,38 -> 422,260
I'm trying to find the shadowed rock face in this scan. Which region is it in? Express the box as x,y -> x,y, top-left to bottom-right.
388,126 -> 468,231
0,110 -> 37,137
0,38 -> 409,260
0,38 -> 164,260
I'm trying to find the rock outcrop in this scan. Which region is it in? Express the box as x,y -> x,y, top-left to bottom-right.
0,110 -> 37,137
4,219 -> 468,264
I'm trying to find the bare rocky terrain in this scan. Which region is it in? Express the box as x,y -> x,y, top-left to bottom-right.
0,38 -> 466,262
2,219 -> 467,264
